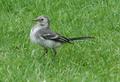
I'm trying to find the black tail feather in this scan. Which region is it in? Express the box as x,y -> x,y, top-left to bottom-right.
69,36 -> 95,41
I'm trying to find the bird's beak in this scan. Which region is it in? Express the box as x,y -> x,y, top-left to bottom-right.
32,19 -> 38,21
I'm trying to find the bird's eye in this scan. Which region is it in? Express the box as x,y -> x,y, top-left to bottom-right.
40,18 -> 44,21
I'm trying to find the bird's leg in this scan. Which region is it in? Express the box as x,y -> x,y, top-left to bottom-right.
52,48 -> 57,56
39,48 -> 48,59
44,48 -> 48,55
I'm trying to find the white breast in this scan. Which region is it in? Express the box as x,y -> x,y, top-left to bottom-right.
30,27 -> 42,44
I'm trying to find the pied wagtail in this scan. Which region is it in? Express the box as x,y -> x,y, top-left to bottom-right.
30,16 -> 94,55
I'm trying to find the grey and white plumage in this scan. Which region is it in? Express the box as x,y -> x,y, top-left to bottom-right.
30,16 -> 94,55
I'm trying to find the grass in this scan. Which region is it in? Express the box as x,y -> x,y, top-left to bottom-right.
0,0 -> 120,82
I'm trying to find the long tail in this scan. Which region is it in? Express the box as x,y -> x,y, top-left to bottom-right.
69,36 -> 94,41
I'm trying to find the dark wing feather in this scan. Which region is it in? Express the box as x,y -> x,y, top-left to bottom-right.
41,33 -> 71,43
36,28 -> 71,43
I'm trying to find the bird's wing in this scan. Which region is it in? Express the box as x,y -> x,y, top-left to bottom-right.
41,33 -> 71,43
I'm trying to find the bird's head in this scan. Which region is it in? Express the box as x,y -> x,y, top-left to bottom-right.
33,16 -> 50,27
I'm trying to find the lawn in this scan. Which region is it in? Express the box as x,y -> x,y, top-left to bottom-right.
0,0 -> 120,82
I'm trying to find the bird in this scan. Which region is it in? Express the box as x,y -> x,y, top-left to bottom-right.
30,16 -> 94,55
